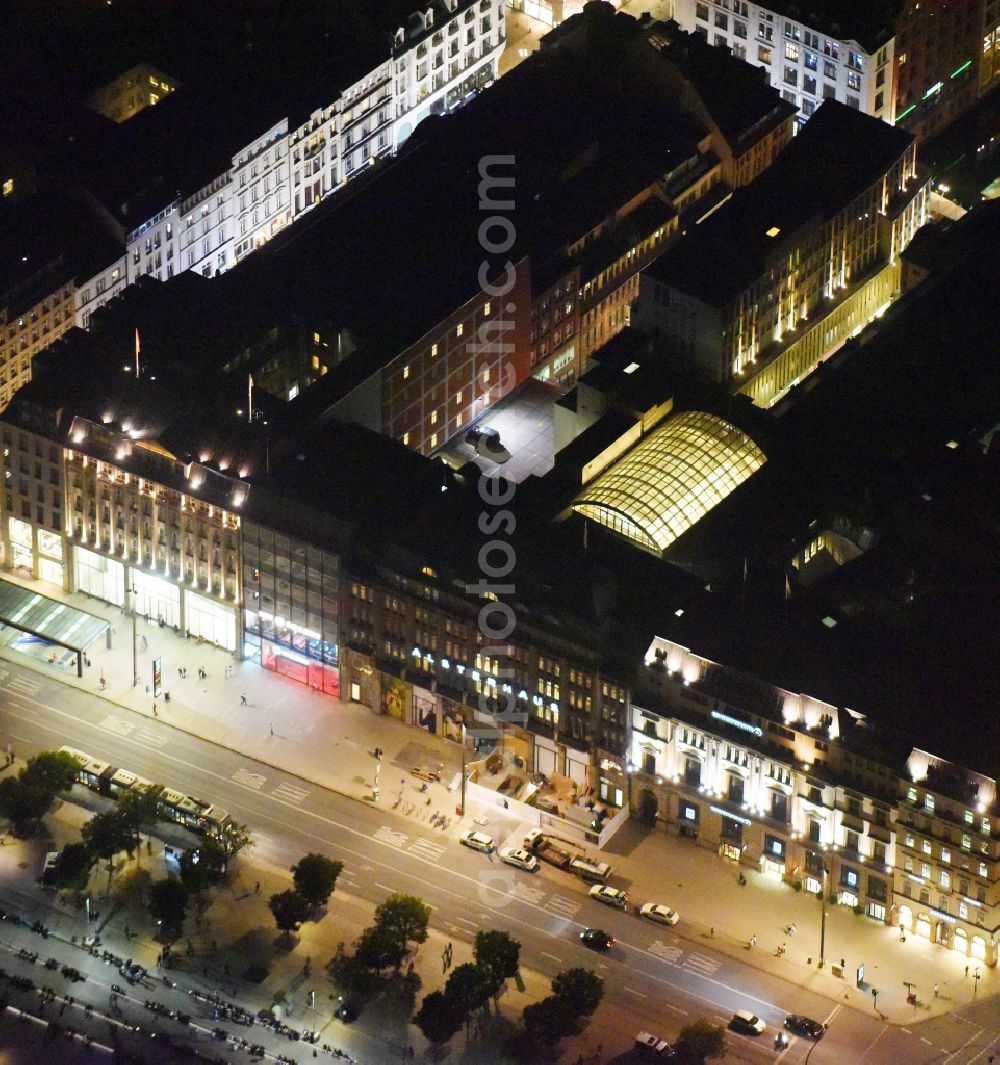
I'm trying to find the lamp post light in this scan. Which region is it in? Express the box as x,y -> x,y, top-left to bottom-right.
818,862 -> 829,968
459,720 -> 467,817
129,584 -> 139,686
972,967 -> 981,1001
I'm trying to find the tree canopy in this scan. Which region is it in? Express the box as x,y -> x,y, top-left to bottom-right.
413,990 -> 464,1045
372,894 -> 431,967
268,889 -> 311,942
551,967 -> 604,1017
149,877 -> 189,939
676,1019 -> 727,1062
291,852 -> 343,908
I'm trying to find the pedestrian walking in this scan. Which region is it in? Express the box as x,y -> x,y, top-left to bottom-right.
709,926 -> 714,937
269,723 -> 274,736
965,965 -> 969,977
254,880 -> 260,894
152,702 -> 158,717
933,982 -> 939,997
240,692 -> 247,705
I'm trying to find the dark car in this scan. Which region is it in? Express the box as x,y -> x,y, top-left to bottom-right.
579,928 -> 614,950
784,1014 -> 824,1039
335,1001 -> 359,1023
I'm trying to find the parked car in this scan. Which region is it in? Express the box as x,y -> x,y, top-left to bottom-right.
460,830 -> 495,853
640,902 -> 680,925
784,1014 -> 824,1039
589,884 -> 628,910
579,928 -> 614,950
635,1031 -> 674,1055
730,1009 -> 766,1035
499,846 -> 538,871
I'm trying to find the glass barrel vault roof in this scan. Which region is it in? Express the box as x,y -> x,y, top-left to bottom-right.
572,410 -> 765,554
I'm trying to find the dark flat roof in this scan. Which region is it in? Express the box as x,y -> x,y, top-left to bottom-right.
645,100 -> 915,306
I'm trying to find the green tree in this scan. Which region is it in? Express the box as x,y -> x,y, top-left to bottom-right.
474,928 -> 520,998
0,776 -> 53,836
522,995 -> 575,1044
354,922 -> 406,972
676,1018 -> 727,1063
551,967 -> 604,1017
216,820 -> 254,870
372,893 -> 431,969
291,852 -> 343,908
118,784 -> 163,864
445,962 -> 493,1022
21,751 -> 80,795
149,877 -> 189,940
81,810 -> 134,892
327,942 -> 382,1001
50,842 -> 94,892
268,889 -> 311,943
414,990 -> 464,1046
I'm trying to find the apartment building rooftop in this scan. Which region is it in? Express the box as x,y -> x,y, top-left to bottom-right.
761,0 -> 898,53
644,99 -> 916,306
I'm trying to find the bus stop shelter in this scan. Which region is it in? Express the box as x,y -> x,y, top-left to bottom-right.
0,580 -> 110,678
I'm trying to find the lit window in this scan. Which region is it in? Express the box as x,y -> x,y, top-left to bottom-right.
455,390 -> 463,403
431,343 -> 438,357
2,179 -> 13,197
483,301 -> 491,315
456,412 -> 463,427
430,410 -> 438,425
482,367 -> 490,384
402,432 -> 409,445
456,323 -> 464,338
403,365 -> 410,379
313,331 -> 321,343
421,566 -> 437,578
429,432 -> 438,448
311,355 -> 320,370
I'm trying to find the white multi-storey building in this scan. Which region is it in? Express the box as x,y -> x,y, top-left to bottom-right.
126,201 -> 179,284
75,255 -> 127,330
180,172 -> 234,279
674,0 -> 894,126
233,120 -> 292,264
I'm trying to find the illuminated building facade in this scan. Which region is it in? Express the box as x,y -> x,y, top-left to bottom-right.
631,636 -> 998,965
85,63 -> 179,124
632,101 -> 927,394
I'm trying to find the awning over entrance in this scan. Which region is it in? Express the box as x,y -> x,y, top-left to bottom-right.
0,580 -> 110,676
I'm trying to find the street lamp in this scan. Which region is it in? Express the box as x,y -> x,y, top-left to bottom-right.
819,862 -> 829,968
459,720 -> 467,817
972,967 -> 981,1000
129,584 -> 139,686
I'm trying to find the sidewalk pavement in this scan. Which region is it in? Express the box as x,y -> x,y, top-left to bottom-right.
0,570 -> 994,1031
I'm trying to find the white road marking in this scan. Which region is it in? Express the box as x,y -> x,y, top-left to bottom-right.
7,675 -> 42,696
408,838 -> 447,861
625,987 -> 647,998
98,715 -> 135,737
135,727 -> 168,749
373,827 -> 408,848
231,768 -> 267,790
271,781 -> 309,803
649,940 -> 683,964
545,895 -> 581,918
511,882 -> 546,906
684,951 -> 721,975
455,916 -> 477,928
540,951 -> 562,963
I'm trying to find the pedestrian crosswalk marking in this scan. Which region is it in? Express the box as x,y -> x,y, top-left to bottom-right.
511,882 -> 546,906
8,675 -> 43,695
649,940 -> 683,964
684,952 -> 721,975
271,781 -> 309,803
545,895 -> 581,919
135,728 -> 168,749
98,715 -> 136,737
408,838 -> 447,861
232,768 -> 267,790
374,826 -> 408,848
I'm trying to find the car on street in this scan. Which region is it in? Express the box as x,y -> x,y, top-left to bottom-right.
635,1031 -> 675,1056
784,1014 -> 824,1039
639,902 -> 680,925
589,884 -> 628,910
730,1009 -> 766,1035
499,846 -> 538,871
579,928 -> 614,950
460,830 -> 495,853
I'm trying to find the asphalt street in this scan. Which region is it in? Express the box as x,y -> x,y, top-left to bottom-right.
0,660 -> 997,1064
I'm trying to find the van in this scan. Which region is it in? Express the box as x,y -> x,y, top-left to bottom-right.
40,851 -> 60,887
570,856 -> 612,882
